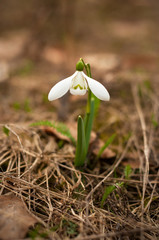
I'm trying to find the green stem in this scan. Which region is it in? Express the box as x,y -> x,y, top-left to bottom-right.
80,58 -> 88,74
75,115 -> 86,167
81,59 -> 95,152
80,58 -> 92,114
75,58 -> 96,167
86,63 -> 92,77
86,89 -> 91,114
86,64 -> 92,114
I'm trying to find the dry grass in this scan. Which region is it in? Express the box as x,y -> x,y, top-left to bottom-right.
0,67 -> 159,240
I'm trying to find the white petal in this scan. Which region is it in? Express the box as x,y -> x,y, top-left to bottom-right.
82,72 -> 110,101
70,88 -> 87,95
48,72 -> 77,101
71,71 -> 87,89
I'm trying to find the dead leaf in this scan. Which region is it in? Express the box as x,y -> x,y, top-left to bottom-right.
42,126 -> 71,143
42,121 -> 95,144
91,138 -> 116,159
122,152 -> 140,169
122,158 -> 140,169
42,121 -> 115,159
67,121 -> 97,142
0,194 -> 37,240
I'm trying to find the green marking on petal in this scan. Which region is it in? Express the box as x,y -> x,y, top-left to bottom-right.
74,84 -> 83,90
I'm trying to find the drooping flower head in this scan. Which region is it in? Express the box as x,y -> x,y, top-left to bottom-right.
48,60 -> 110,101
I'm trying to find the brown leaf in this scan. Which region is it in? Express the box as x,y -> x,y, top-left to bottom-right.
42,126 -> 71,143
122,158 -> 140,169
67,121 -> 97,142
91,138 -> 116,159
122,152 -> 140,169
42,121 -> 115,159
0,194 -> 37,240
66,121 -> 77,140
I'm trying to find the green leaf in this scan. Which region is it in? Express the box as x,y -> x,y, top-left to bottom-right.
123,132 -> 132,142
13,102 -> 21,110
75,116 -> 86,167
57,140 -> 64,149
143,79 -> 152,91
30,120 -> 76,145
151,114 -> 158,128
97,133 -> 116,159
93,94 -> 100,116
101,182 -> 124,208
101,185 -> 116,208
16,59 -> 34,76
116,182 -> 124,188
124,165 -> 132,180
30,120 -> 53,127
42,93 -> 49,103
85,99 -> 95,152
24,99 -> 31,112
3,126 -> 9,136
62,220 -> 78,236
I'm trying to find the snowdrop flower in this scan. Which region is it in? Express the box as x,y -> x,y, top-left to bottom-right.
48,61 -> 110,101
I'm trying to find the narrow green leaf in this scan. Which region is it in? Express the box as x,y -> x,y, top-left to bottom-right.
143,79 -> 152,91
85,99 -> 95,152
151,114 -> 158,128
101,185 -> 116,208
93,95 -> 100,116
124,165 -> 132,180
3,126 -> 9,136
101,182 -> 124,208
97,133 -> 116,159
13,102 -> 21,110
116,182 -> 124,188
75,116 -> 86,167
24,99 -> 31,112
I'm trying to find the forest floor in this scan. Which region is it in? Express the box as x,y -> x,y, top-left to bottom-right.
0,4 -> 159,239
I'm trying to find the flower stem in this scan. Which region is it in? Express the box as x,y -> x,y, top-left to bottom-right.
75,58 -> 96,167
81,59 -> 95,152
80,59 -> 92,114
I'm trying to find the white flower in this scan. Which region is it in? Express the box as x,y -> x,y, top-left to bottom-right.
48,71 -> 110,101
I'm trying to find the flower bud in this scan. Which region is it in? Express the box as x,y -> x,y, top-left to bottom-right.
76,60 -> 84,71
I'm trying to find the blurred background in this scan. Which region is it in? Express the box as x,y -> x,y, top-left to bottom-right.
0,0 -> 159,122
